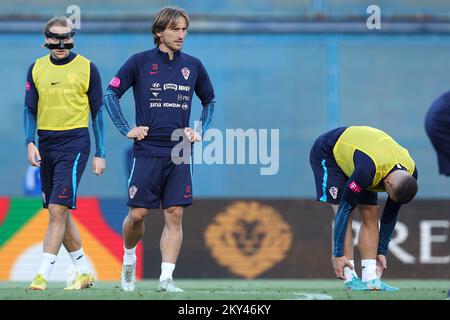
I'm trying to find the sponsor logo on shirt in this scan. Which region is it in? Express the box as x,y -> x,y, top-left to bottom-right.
150,102 -> 162,108
109,77 -> 121,88
151,82 -> 161,90
178,85 -> 190,91
348,181 -> 362,193
150,102 -> 189,109
164,83 -> 178,91
177,94 -> 190,101
163,83 -> 190,91
163,103 -> 181,108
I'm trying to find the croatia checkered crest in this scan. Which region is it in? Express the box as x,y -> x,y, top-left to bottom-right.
129,186 -> 138,199
181,67 -> 190,80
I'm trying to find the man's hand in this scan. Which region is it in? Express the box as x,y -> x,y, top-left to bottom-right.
376,254 -> 387,278
332,255 -> 353,280
127,126 -> 149,141
92,157 -> 105,176
27,142 -> 41,167
184,127 -> 201,143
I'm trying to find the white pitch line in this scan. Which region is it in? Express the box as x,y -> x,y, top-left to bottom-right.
182,290 -> 334,300
286,292 -> 334,300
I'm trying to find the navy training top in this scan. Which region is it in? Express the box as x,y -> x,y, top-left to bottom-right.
107,47 -> 215,157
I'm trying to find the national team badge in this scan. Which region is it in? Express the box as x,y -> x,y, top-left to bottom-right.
329,186 -> 338,199
181,67 -> 190,80
129,186 -> 138,199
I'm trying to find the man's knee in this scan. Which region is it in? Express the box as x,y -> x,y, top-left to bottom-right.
48,204 -> 69,224
129,207 -> 149,225
359,205 -> 380,225
164,206 -> 184,227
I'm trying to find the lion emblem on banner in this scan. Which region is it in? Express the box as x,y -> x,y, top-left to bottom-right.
204,201 -> 292,279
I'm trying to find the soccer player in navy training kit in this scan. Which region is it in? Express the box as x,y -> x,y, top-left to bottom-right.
425,90 -> 450,177
425,90 -> 450,299
310,126 -> 418,291
104,6 -> 215,292
25,17 -> 106,290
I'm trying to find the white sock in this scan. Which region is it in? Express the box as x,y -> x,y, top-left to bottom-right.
361,259 -> 377,282
344,259 -> 358,283
69,248 -> 90,274
159,262 -> 175,282
37,252 -> 57,280
123,246 -> 137,265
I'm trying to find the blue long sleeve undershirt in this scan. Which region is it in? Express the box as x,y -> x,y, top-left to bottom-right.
92,106 -> 106,158
23,105 -> 37,145
103,88 -> 132,137
197,100 -> 215,137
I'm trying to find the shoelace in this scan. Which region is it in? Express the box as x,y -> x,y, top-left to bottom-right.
124,265 -> 134,282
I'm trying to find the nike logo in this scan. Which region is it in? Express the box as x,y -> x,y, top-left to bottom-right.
184,194 -> 192,199
51,81 -> 60,85
76,255 -> 83,260
50,261 -> 56,264
58,195 -> 70,199
150,71 -> 159,75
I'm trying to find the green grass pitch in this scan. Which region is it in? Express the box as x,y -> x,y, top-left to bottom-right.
0,279 -> 449,300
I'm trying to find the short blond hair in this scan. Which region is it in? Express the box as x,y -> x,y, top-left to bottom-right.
44,16 -> 74,33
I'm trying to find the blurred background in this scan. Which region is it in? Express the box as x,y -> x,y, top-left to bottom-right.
0,1 -> 449,282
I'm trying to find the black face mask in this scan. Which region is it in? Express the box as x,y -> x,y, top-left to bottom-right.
43,31 -> 75,50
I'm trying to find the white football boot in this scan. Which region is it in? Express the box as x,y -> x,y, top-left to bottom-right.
121,261 -> 136,292
157,278 -> 184,293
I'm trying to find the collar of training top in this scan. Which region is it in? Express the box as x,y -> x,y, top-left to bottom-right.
156,46 -> 181,62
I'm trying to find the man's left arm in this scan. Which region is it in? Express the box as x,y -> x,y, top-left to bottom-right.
378,197 -> 402,256
378,167 -> 418,255
87,62 -> 106,175
193,61 -> 215,140
377,167 -> 418,273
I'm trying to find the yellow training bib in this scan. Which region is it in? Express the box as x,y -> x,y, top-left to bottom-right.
32,54 -> 91,130
333,126 -> 415,191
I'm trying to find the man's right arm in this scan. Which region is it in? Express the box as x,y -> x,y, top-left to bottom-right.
103,55 -> 137,137
24,63 -> 38,145
24,63 -> 41,167
333,180 -> 361,257
103,88 -> 131,137
333,151 -> 375,257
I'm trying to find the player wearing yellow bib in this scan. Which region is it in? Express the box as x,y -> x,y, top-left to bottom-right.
24,17 -> 106,290
310,126 -> 418,291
